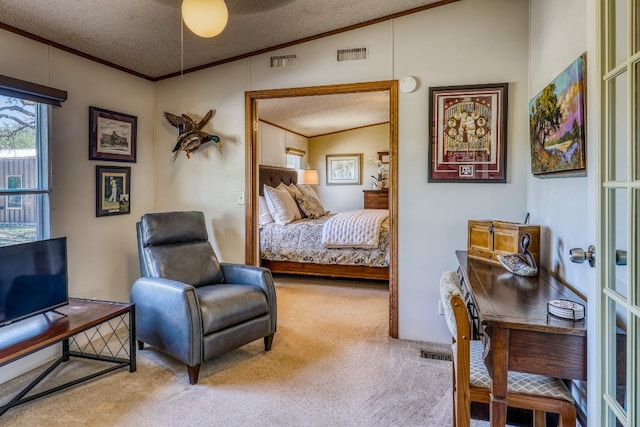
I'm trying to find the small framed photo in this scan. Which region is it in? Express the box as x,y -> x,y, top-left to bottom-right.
326,153 -> 362,185
96,165 -> 131,217
428,83 -> 508,183
89,106 -> 137,162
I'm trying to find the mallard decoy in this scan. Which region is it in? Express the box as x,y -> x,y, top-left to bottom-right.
164,109 -> 214,134
497,233 -> 538,277
164,109 -> 221,160
172,130 -> 221,160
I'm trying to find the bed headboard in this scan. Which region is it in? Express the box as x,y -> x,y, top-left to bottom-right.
259,165 -> 298,196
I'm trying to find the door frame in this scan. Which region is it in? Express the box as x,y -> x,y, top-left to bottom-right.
244,80 -> 399,337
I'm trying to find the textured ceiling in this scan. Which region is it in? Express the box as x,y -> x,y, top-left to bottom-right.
0,0 -> 450,80
0,0 -> 452,135
258,92 -> 389,138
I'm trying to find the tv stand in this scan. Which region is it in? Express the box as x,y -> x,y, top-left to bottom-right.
0,298 -> 135,416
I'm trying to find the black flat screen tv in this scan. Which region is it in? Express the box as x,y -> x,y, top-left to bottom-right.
0,237 -> 69,327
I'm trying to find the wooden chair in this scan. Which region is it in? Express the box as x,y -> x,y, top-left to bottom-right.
439,271 -> 576,427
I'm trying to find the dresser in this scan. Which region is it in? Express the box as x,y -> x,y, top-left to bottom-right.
363,189 -> 388,209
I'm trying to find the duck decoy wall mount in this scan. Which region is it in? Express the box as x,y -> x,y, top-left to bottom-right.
164,109 -> 221,160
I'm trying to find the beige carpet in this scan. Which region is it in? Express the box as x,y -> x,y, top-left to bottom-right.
0,275 -> 494,426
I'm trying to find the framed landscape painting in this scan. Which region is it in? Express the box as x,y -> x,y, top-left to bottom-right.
326,153 -> 362,185
529,54 -> 586,177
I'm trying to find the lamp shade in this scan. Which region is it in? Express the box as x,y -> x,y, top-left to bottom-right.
182,0 -> 228,38
298,169 -> 319,185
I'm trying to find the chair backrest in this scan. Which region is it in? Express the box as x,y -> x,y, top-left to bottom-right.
440,270 -> 473,427
439,271 -> 471,343
137,211 -> 224,287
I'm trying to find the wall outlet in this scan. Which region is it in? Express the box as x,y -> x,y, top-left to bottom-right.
438,298 -> 444,315
236,192 -> 245,205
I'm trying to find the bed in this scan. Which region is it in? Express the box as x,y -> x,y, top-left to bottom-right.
258,165 -> 389,280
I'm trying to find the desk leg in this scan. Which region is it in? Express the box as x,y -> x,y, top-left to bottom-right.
486,327 -> 509,427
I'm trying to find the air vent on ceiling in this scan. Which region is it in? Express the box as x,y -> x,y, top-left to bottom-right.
337,47 -> 368,62
269,54 -> 298,68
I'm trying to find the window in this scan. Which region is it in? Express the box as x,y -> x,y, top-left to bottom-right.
286,153 -> 301,170
0,95 -> 50,246
285,146 -> 305,170
6,175 -> 22,209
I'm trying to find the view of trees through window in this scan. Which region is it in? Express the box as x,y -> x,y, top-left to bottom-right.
0,94 -> 49,246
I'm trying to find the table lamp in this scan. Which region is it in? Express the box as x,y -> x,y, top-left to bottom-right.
298,168 -> 319,185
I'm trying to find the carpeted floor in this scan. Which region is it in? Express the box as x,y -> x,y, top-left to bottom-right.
0,275 -> 495,426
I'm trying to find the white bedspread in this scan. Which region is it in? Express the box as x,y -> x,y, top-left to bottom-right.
322,209 -> 389,249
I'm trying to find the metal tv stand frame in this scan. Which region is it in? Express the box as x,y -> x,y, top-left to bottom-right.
0,298 -> 136,416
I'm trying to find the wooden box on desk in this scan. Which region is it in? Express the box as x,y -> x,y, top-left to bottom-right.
467,220 -> 540,266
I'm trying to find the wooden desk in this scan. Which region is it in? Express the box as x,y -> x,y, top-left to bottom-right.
456,251 -> 586,427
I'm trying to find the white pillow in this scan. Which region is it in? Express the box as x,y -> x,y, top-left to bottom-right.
296,183 -> 319,200
263,185 -> 301,225
258,196 -> 274,225
280,182 -> 303,198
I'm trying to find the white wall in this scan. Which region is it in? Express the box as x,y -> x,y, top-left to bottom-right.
153,0 -> 531,344
153,61 -> 250,263
529,0 -> 597,422
0,29 -> 155,381
2,0 -> 596,396
309,124 -> 389,212
0,0 -> 603,415
393,0 -> 530,342
258,121 -> 309,168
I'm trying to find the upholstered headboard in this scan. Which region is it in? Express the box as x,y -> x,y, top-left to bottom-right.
259,165 -> 298,196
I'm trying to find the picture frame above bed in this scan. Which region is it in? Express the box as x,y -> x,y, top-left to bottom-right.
326,153 -> 362,185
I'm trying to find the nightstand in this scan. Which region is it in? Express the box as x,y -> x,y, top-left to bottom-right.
363,189 -> 388,209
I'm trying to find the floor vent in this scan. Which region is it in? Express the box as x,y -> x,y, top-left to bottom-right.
420,349 -> 452,361
269,54 -> 297,68
337,47 -> 367,62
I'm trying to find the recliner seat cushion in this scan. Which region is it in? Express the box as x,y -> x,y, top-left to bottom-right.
196,284 -> 269,335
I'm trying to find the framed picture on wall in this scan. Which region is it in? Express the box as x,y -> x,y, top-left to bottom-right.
326,153 -> 362,185
89,106 -> 137,162
529,53 -> 586,177
428,83 -> 508,183
96,165 -> 131,217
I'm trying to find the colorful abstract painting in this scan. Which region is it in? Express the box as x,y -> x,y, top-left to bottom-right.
529,54 -> 586,176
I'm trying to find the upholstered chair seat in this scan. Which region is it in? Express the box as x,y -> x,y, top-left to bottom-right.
131,211 -> 277,384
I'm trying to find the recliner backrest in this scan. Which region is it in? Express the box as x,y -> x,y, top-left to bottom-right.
138,211 -> 224,287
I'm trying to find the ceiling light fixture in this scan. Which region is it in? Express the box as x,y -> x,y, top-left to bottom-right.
181,0 -> 228,38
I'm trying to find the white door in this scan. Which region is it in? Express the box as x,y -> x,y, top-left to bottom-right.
597,0 -> 638,425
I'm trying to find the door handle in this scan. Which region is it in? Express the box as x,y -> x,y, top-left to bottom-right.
615,250 -> 627,266
569,245 -> 596,267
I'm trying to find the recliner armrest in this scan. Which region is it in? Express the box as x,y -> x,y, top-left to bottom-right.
220,263 -> 277,333
130,277 -> 203,366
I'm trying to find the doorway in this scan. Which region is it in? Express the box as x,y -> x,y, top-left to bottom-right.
245,80 -> 399,337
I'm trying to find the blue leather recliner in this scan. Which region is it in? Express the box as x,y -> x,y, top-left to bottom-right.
131,211 -> 277,384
